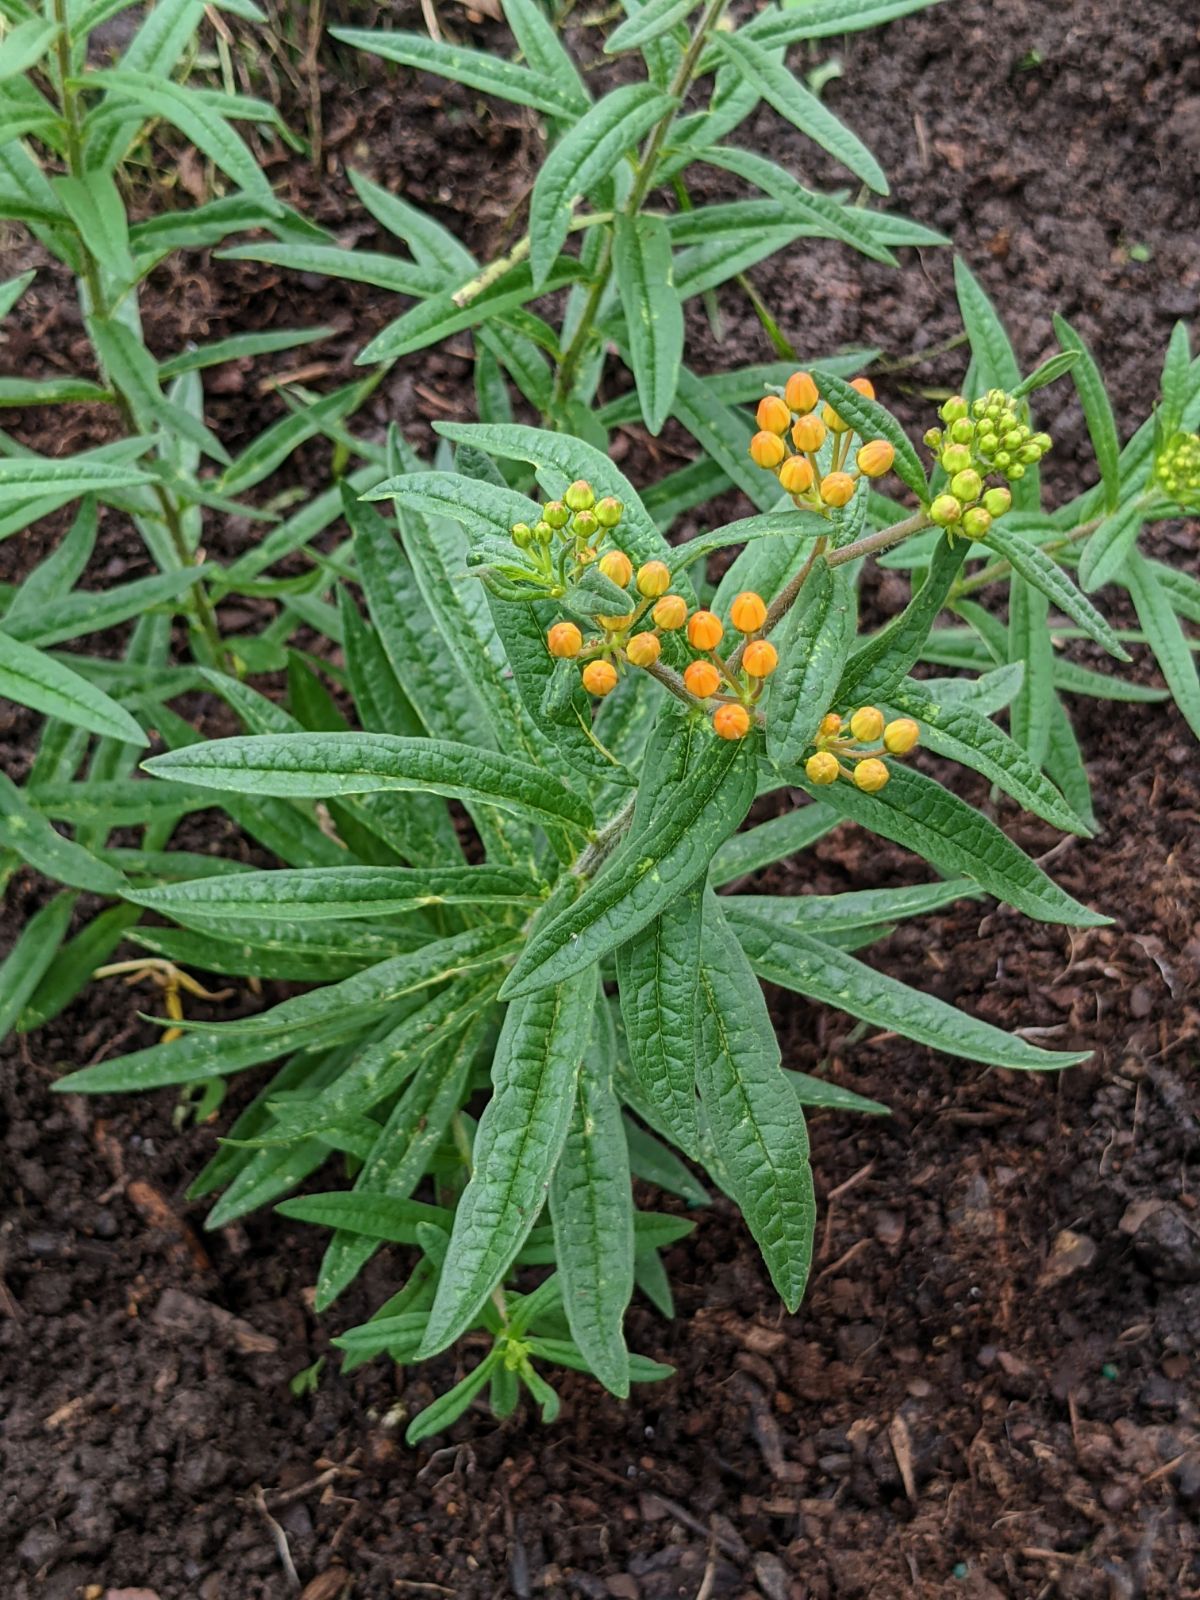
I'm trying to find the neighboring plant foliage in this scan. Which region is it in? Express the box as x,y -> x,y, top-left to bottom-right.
1,0 -> 1198,1442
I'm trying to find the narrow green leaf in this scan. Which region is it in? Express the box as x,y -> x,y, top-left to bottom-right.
1052,314 -> 1119,513
217,241 -> 441,297
329,27 -> 584,117
606,0 -> 696,53
1123,551 -> 1200,741
767,562 -> 856,767
0,771 -> 126,895
709,802 -> 839,886
0,891 -> 76,1041
0,629 -> 147,744
1078,495 -> 1146,593
812,368 -> 928,500
0,17 -> 58,81
613,213 -> 683,435
722,877 -> 977,933
1011,349 -> 1080,399
981,522 -> 1130,661
744,0 -> 948,47
0,456 -> 151,504
616,880 -> 703,1148
1007,575 -> 1053,772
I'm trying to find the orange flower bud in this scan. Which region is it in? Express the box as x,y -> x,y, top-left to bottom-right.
683,659 -> 721,699
819,472 -> 856,508
582,659 -> 618,697
713,702 -> 751,740
778,455 -> 814,495
687,610 -> 724,651
822,403 -> 851,434
756,394 -> 791,434
625,632 -> 661,669
856,439 -> 895,478
729,591 -> 767,633
742,640 -> 778,678
546,621 -> 583,659
849,376 -> 876,400
853,757 -> 889,793
596,612 -> 635,632
883,717 -> 920,755
849,706 -> 885,742
598,549 -> 633,588
749,430 -> 787,470
636,560 -> 671,598
818,711 -> 843,740
785,371 -> 819,414
805,750 -> 840,785
791,413 -> 827,453
652,594 -> 687,631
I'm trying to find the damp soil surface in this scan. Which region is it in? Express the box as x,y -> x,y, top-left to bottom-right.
3,2 -> 1200,1597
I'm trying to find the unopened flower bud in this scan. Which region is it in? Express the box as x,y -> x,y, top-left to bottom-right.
822,403 -> 851,433
940,444 -> 973,476
848,705 -> 885,742
929,494 -> 962,527
511,521 -> 533,548
982,486 -> 1012,517
791,414 -> 827,453
598,549 -> 633,588
547,621 -> 583,659
749,430 -> 787,470
785,370 -> 819,414
949,418 -> 975,445
742,640 -> 779,678
756,394 -> 792,434
565,479 -> 595,512
544,500 -> 570,529
1032,432 -> 1052,454
1018,444 -> 1041,464
883,717 -> 920,755
961,505 -> 992,539
582,659 -> 617,696
597,611 -> 635,632
730,591 -> 768,633
819,471 -> 855,508
993,451 -> 1012,469
977,432 -> 998,457
683,659 -> 721,698
1004,429 -> 1025,451
636,560 -> 671,598
595,495 -> 623,527
806,750 -> 840,785
625,632 -> 661,669
535,520 -> 554,543
1006,463 -> 1026,480
573,509 -> 598,540
713,703 -> 752,740
849,376 -> 876,400
687,610 -> 724,651
853,757 -> 889,793
652,594 -> 687,630
924,427 -> 943,450
940,395 -> 969,424
818,711 -> 843,740
950,468 -> 983,503
779,455 -> 815,494
856,439 -> 895,478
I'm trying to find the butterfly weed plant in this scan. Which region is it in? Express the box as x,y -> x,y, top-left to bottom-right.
1,0 -> 1198,1443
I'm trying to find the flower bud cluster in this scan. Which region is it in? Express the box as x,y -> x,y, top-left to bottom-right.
749,371 -> 896,515
1156,430 -> 1200,508
802,706 -> 920,794
923,392 -> 1051,538
510,477 -> 625,567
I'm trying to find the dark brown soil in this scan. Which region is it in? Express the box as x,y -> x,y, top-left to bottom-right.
3,2 -> 1200,1598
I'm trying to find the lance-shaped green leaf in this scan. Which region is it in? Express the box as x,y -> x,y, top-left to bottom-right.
730,911 -> 1091,1070
980,523 -> 1130,661
1007,574 -> 1053,771
0,771 -> 125,895
606,0 -> 697,52
17,903 -> 141,1034
549,1013 -> 635,1396
0,891 -> 76,1042
329,27 -> 584,117
276,1192 -> 453,1240
419,971 -> 597,1356
1079,495 -> 1147,594
616,879 -> 703,1148
722,878 -> 977,933
502,0 -> 590,113
699,147 -> 897,266
743,0 -> 948,47
1051,313 -> 1119,512
790,763 -> 1108,927
0,456 -> 152,504
668,509 -> 826,576
1011,350 -> 1079,399
1124,551 -> 1200,742
836,535 -> 966,704
670,364 -> 779,512
811,368 -> 928,500
4,565 -> 210,648
712,31 -> 887,194
624,1117 -> 709,1206
530,84 -> 675,288
953,256 -> 1021,393
217,241 -> 440,297
613,213 -> 683,436
502,729 -> 757,998
695,901 -> 815,1311
767,561 -> 856,768
143,733 -> 593,834
126,863 -> 544,923
709,802 -> 839,886
0,630 -> 147,745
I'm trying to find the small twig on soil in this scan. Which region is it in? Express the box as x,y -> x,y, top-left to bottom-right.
265,1461 -> 356,1508
694,1535 -> 720,1600
251,1484 -> 301,1591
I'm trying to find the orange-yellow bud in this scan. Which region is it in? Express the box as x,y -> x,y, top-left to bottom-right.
546,621 -> 583,659
636,560 -> 671,598
742,640 -> 778,678
625,631 -> 661,669
849,376 -> 876,400
687,610 -> 724,651
849,705 -> 885,742
791,413 -> 827,453
805,751 -> 840,785
856,439 -> 895,478
652,594 -> 687,631
883,717 -> 920,755
756,394 -> 791,434
785,371 -> 819,414
853,757 -> 889,793
582,659 -> 618,697
819,472 -> 856,508
749,430 -> 787,470
779,455 -> 814,495
598,549 -> 633,588
683,659 -> 721,699
713,703 -> 751,740
822,404 -> 850,434
818,711 -> 843,740
729,591 -> 767,633
596,612 -> 635,632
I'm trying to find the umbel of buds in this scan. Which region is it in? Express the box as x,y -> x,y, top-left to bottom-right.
923,390 -> 1053,539
750,371 -> 895,515
1156,431 -> 1200,508
803,707 -> 920,793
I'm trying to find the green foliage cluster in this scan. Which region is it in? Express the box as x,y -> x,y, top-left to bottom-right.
1,0 -> 1197,1439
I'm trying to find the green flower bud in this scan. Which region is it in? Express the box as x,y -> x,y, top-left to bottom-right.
940,395 -> 969,424
1006,463 -> 1026,481
565,479 -> 595,512
1032,433 -> 1052,454
940,444 -> 974,475
961,505 -> 992,539
982,486 -> 1012,517
1003,430 -> 1025,451
535,520 -> 554,542
511,521 -> 533,548
929,493 -> 962,527
1018,444 -> 1041,464
595,496 -> 623,528
544,500 -> 570,529
977,431 -> 998,457
924,427 -> 944,450
993,451 -> 1012,469
950,468 -> 983,503
572,509 -> 598,540
972,398 -> 988,418
949,417 -> 975,445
